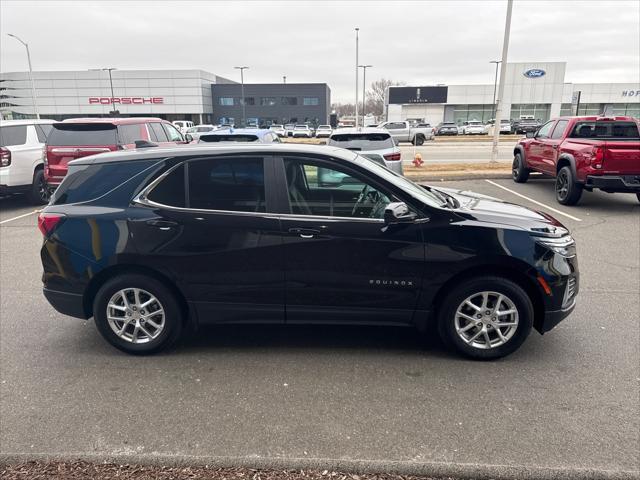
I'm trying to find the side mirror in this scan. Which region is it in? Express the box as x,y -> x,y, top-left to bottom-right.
526,131 -> 535,138
384,202 -> 416,224
134,140 -> 158,149
184,133 -> 193,142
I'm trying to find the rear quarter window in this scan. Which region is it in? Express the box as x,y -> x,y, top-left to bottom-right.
51,160 -> 160,205
47,124 -> 117,146
0,125 -> 28,147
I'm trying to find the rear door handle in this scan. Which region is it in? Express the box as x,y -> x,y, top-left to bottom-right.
288,227 -> 320,238
146,219 -> 178,230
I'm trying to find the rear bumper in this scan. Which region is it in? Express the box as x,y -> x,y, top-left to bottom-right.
585,175 -> 640,193
43,288 -> 88,319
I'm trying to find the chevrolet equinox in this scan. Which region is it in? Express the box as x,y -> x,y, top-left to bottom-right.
40,144 -> 579,359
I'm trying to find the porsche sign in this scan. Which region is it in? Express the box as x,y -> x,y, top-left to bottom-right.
88,97 -> 164,105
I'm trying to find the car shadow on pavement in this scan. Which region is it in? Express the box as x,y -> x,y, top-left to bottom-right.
175,323 -> 453,359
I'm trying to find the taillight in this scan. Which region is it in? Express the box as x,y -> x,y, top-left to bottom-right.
38,213 -> 65,237
590,146 -> 604,169
384,152 -> 401,161
0,147 -> 11,167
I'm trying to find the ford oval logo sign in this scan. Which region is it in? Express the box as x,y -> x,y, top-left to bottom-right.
524,69 -> 546,78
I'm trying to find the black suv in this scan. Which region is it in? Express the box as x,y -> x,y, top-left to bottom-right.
39,144 -> 579,359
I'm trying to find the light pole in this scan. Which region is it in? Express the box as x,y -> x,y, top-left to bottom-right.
359,64 -> 372,125
490,60 -> 501,121
355,27 -> 359,127
89,68 -> 118,116
7,34 -> 39,119
234,66 -> 249,127
491,0 -> 513,163
283,75 -> 286,84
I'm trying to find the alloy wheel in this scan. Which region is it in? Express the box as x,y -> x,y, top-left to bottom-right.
556,170 -> 569,200
512,157 -> 520,179
107,288 -> 165,344
454,291 -> 519,349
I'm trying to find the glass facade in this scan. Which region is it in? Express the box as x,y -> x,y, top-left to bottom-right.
610,103 -> 640,118
452,104 -> 494,124
303,97 -> 319,106
575,103 -> 602,116
219,97 -> 234,106
510,104 -> 551,122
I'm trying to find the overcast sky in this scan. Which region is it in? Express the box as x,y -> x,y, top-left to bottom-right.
1,0 -> 639,103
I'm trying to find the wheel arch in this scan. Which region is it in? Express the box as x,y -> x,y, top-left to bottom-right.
428,264 -> 545,333
513,145 -> 526,164
556,153 -> 577,178
82,264 -> 194,326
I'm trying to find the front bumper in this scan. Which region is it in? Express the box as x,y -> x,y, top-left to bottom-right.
541,298 -> 576,333
585,175 -> 640,193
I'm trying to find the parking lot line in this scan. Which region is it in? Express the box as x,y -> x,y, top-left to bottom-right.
484,180 -> 582,222
0,210 -> 39,225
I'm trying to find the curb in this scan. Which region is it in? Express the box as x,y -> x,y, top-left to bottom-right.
1,453 -> 637,480
408,173 -> 512,182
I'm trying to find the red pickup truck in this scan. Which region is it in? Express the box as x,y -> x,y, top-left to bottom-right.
512,116 -> 640,205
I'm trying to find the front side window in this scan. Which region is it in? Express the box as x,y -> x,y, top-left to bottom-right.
385,122 -> 404,130
536,121 -> 555,139
260,97 -> 277,106
188,157 -> 266,212
283,158 -> 395,219
219,97 -> 234,106
551,120 -> 569,139
163,123 -> 184,142
148,123 -> 169,142
303,97 -> 319,106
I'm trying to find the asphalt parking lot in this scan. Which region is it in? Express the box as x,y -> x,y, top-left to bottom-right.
1,178 -> 638,478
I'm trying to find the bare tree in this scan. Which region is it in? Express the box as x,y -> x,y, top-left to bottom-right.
330,103 -> 356,117
366,78 -> 405,116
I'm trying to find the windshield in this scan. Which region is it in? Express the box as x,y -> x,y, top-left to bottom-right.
328,133 -> 394,150
295,126 -> 308,130
353,154 -> 445,208
270,125 -> 283,129
199,134 -> 259,143
318,125 -> 331,129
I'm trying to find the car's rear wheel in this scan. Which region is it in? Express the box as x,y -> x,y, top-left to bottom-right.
93,274 -> 183,354
412,134 -> 425,146
27,169 -> 49,205
512,153 -> 530,183
437,276 -> 533,360
556,166 -> 583,205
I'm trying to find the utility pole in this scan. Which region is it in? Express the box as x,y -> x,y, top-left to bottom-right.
355,27 -> 359,127
283,75 -> 286,84
491,0 -> 513,163
7,34 -> 40,119
359,65 -> 372,125
234,66 -> 249,127
490,60 -> 501,121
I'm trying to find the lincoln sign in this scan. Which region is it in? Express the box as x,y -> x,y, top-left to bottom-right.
88,97 -> 164,105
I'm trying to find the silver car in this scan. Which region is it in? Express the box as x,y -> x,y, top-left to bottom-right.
185,124 -> 219,142
327,127 -> 403,175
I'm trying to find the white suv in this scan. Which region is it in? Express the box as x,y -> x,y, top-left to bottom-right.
1,119 -> 56,204
292,125 -> 313,138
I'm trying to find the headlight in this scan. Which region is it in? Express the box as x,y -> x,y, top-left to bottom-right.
536,235 -> 576,256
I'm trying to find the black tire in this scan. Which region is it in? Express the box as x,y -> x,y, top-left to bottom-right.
512,153 -> 530,183
27,169 -> 49,205
93,273 -> 184,355
636,193 -> 640,203
437,276 -> 534,360
555,166 -> 583,205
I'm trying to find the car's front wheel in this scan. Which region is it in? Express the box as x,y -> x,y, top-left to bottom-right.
437,276 -> 533,360
93,273 -> 184,354
555,166 -> 583,205
512,153 -> 530,183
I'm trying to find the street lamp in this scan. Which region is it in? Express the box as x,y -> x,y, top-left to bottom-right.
358,64 -> 372,125
90,68 -> 117,116
489,60 -> 502,121
283,75 -> 287,84
354,28 -> 359,127
234,66 -> 249,127
7,34 -> 39,119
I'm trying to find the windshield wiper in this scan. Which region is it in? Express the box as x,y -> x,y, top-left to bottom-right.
422,185 -> 450,208
423,186 -> 460,209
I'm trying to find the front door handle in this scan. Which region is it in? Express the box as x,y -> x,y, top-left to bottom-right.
288,227 -> 320,238
146,219 -> 178,230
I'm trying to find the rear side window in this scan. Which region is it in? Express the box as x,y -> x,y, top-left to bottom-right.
327,133 -> 394,150
570,121 -> 640,139
0,126 -> 27,146
148,123 -> 169,142
35,124 -> 53,143
47,124 -> 117,146
118,124 -> 145,144
199,134 -> 259,143
146,165 -> 186,207
187,157 -> 265,212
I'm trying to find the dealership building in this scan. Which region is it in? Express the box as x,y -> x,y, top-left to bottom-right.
0,69 -> 331,126
385,62 -> 640,125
